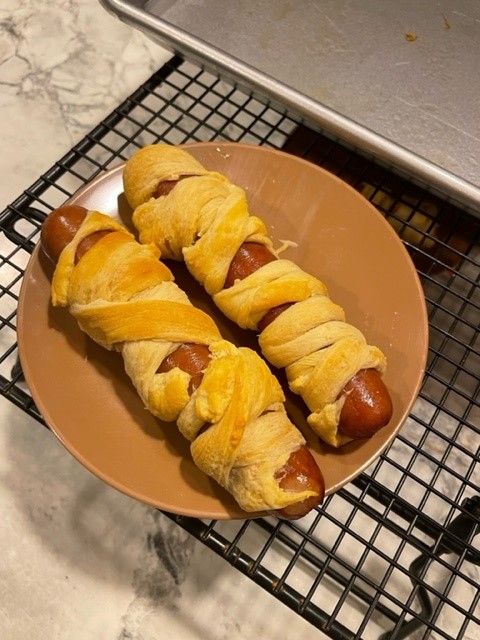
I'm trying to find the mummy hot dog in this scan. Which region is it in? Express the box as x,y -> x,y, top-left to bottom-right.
40,205 -> 325,518
123,144 -> 393,448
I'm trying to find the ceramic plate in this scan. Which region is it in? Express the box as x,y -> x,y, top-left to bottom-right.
17,142 -> 428,519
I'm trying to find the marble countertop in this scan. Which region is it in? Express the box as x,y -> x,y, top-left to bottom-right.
0,1 -> 327,638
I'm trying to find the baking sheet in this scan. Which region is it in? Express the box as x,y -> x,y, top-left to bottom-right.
100,0 -> 480,215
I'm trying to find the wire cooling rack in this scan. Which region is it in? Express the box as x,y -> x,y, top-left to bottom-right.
1,56 -> 479,640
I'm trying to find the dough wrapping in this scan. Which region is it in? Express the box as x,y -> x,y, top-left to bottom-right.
124,144 -> 388,447
51,210 -> 317,512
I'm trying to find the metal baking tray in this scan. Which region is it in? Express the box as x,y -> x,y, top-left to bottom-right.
100,0 -> 480,215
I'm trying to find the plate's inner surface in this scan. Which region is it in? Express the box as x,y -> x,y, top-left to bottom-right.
17,143 -> 428,519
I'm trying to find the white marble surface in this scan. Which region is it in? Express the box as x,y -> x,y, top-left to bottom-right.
0,2 -> 326,639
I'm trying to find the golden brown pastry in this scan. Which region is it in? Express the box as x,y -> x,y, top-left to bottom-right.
123,144 -> 391,448
41,206 -> 324,516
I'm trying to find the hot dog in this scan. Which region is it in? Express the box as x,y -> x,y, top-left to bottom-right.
123,144 -> 393,448
41,205 -> 325,519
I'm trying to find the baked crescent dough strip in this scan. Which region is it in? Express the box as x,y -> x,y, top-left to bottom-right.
51,210 -> 317,513
124,144 -> 387,448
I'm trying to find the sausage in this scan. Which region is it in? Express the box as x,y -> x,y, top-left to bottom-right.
337,369 -> 393,438
41,205 -> 325,519
150,176 -> 393,440
41,204 -> 113,265
41,204 -> 90,264
224,242 -> 277,285
157,342 -> 211,394
152,175 -> 196,199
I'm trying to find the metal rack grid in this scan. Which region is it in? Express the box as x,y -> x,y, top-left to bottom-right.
1,55 -> 479,640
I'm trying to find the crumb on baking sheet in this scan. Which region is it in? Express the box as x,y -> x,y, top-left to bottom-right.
405,32 -> 418,42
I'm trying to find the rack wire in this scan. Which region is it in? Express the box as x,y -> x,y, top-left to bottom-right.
1,55 -> 479,640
